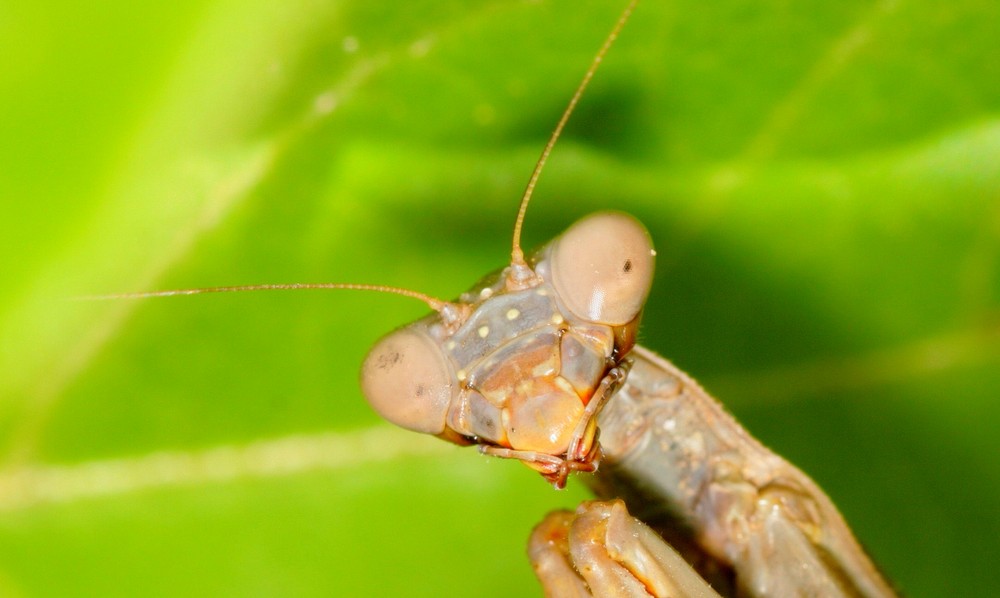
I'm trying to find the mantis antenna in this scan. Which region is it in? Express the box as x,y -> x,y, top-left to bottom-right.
509,0 -> 639,268
82,284 -> 447,312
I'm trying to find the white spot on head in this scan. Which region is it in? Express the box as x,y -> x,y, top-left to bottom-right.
457,370 -> 467,382
587,290 -> 607,323
342,36 -> 360,53
506,308 -> 520,320
479,287 -> 494,299
445,340 -> 456,351
477,326 -> 490,338
551,314 -> 564,325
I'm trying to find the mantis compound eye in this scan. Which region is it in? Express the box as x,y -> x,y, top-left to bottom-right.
361,328 -> 455,435
549,212 -> 655,326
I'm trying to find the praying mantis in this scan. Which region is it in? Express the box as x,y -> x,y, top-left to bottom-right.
8,0 -> 998,595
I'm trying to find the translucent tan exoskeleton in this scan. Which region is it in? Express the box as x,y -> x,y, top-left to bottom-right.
97,1 -> 898,595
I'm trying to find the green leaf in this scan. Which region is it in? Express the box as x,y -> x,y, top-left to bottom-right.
1,0 -> 997,595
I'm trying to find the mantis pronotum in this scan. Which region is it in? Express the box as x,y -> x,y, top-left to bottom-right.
81,1 -> 900,595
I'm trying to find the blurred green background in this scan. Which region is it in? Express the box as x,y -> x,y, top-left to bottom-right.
1,0 -> 998,595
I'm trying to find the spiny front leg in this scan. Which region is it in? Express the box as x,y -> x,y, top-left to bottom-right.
529,500 -> 722,598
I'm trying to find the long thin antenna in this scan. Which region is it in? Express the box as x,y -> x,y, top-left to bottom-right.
80,283 -> 447,311
510,0 -> 640,267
